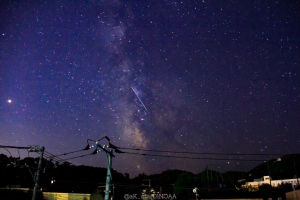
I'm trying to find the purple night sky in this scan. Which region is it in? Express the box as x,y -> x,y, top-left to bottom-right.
1,0 -> 299,177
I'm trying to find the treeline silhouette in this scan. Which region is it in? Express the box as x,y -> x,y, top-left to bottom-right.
1,153 -> 299,199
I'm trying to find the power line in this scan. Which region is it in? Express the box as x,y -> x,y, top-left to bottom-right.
43,151 -> 71,164
43,151 -> 62,161
0,145 -> 30,149
1,147 -> 12,157
118,146 -> 285,156
43,153 -> 64,163
0,145 -> 42,159
57,152 -> 93,162
42,150 -> 91,166
44,151 -> 72,164
53,148 -> 86,157
43,146 -> 98,165
40,144 -> 283,166
41,138 -> 122,168
16,148 -> 20,159
121,151 -> 270,162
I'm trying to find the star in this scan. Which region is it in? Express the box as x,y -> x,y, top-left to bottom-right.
0,0 -> 299,178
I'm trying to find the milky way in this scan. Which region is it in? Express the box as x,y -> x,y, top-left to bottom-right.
1,1 -> 300,177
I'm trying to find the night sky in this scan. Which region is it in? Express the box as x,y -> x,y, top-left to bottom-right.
1,1 -> 300,178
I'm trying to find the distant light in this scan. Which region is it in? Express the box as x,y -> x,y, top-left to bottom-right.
7,99 -> 12,104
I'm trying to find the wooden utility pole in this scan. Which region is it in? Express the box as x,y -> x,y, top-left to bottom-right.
32,146 -> 44,200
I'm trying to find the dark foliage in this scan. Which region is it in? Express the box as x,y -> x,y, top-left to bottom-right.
0,154 -> 128,193
0,189 -> 43,200
247,154 -> 300,181
1,153 -> 299,199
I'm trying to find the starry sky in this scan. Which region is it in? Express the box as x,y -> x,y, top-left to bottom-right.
0,0 -> 300,178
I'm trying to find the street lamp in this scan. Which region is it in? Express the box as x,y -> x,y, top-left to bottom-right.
193,187 -> 199,200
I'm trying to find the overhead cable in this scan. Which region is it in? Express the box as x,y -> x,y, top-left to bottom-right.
118,147 -> 284,156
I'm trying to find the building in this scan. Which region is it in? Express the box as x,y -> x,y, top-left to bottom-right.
43,192 -> 90,200
0,187 -> 91,200
243,176 -> 299,191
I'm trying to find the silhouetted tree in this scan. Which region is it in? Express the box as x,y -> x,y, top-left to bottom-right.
173,172 -> 195,200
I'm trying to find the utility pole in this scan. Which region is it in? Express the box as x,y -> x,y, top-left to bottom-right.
32,146 -> 45,200
105,152 -> 112,200
0,145 -> 45,200
86,136 -> 123,200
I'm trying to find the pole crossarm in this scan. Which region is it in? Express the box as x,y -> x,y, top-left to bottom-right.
0,145 -> 43,153
0,145 -> 31,149
86,136 -> 120,200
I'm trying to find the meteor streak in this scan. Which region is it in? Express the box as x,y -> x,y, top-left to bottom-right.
131,87 -> 148,112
